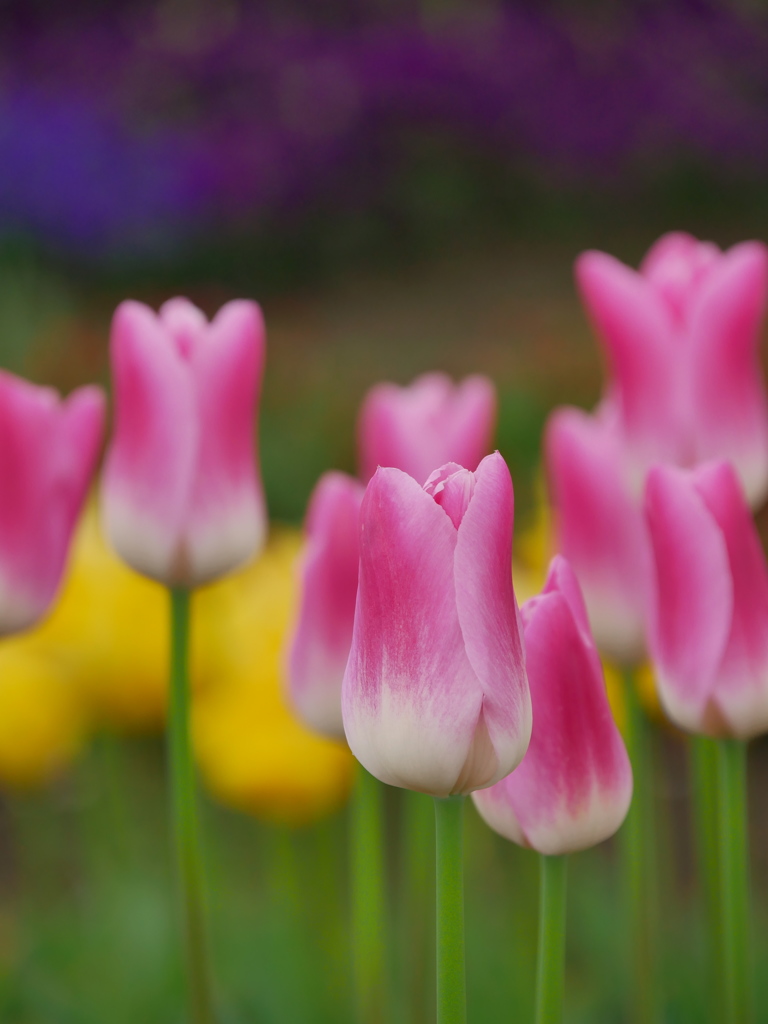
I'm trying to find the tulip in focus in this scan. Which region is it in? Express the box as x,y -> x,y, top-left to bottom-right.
102,297 -> 266,587
357,372 -> 495,484
577,232 -> 768,504
473,557 -> 632,854
287,471 -> 365,739
342,452 -> 531,796
0,371 -> 104,634
645,461 -> 768,739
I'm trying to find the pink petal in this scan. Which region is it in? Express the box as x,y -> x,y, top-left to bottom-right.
576,250 -> 686,481
545,406 -> 652,663
424,463 -> 476,529
693,462 -> 768,737
473,581 -> 632,855
644,465 -> 733,733
357,373 -> 496,484
101,300 -> 197,582
0,376 -> 104,632
454,452 -> 531,778
184,300 -> 267,584
341,467 -> 488,796
287,471 -> 365,739
688,242 -> 768,506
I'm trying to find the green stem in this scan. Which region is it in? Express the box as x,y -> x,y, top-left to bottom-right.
434,796 -> 466,1024
620,668 -> 657,1024
169,587 -> 215,1024
351,764 -> 388,1024
716,738 -> 751,1024
402,790 -> 434,1024
535,854 -> 568,1024
691,735 -> 725,1022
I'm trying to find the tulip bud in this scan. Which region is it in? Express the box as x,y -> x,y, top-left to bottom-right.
473,557 -> 633,855
645,461 -> 768,739
0,372 -> 104,634
342,452 -> 531,797
287,471 -> 364,739
357,372 -> 495,484
101,297 -> 266,587
545,406 -> 652,664
577,233 -> 768,504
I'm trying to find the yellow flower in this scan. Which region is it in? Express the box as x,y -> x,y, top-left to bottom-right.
28,506 -> 169,732
193,529 -> 355,826
602,660 -> 663,734
0,646 -> 85,788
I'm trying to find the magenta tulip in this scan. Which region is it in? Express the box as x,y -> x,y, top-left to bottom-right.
287,471 -> 365,739
357,372 -> 495,484
0,372 -> 104,634
102,297 -> 266,587
342,452 -> 531,796
577,232 -> 768,504
545,406 -> 652,664
645,461 -> 768,739
473,556 -> 632,854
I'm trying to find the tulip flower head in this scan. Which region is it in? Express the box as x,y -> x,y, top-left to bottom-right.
577,232 -> 768,504
357,372 -> 496,484
473,556 -> 632,855
102,298 -> 266,587
342,452 -> 531,797
545,405 -> 652,664
287,471 -> 365,739
0,371 -> 104,634
645,461 -> 768,739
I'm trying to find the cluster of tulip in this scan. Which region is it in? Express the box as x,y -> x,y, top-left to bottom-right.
1,230 -> 766,1024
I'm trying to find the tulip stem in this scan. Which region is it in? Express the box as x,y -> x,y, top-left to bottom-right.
351,764 -> 388,1024
716,738 -> 751,1024
691,735 -> 725,1022
169,587 -> 216,1024
620,668 -> 657,1024
535,854 -> 568,1024
434,795 -> 466,1024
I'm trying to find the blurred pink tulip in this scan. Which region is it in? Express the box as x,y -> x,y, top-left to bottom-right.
577,232 -> 768,504
287,471 -> 365,739
102,297 -> 266,587
357,372 -> 496,484
473,557 -> 632,854
342,452 -> 531,796
0,372 -> 104,634
645,461 -> 768,739
545,406 -> 652,664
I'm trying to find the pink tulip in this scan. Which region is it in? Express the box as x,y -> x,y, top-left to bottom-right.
357,372 -> 496,484
287,471 -> 365,739
545,406 -> 652,664
342,452 -> 531,796
473,557 -> 632,854
645,461 -> 768,739
102,297 -> 266,587
0,372 -> 104,634
576,232 -> 768,504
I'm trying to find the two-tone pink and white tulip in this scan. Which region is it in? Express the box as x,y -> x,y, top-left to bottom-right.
342,452 -> 531,796
357,372 -> 496,484
101,297 -> 266,587
545,406 -> 652,664
645,461 -> 768,739
473,557 -> 632,854
287,471 -> 365,739
577,232 -> 768,504
0,372 -> 104,633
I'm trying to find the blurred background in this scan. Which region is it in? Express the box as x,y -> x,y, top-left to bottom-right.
2,1 -> 768,1022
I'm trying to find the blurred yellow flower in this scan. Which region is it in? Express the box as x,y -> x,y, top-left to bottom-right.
193,529 -> 355,826
512,475 -> 553,604
27,505 -> 170,732
0,645 -> 85,787
603,660 -> 662,734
